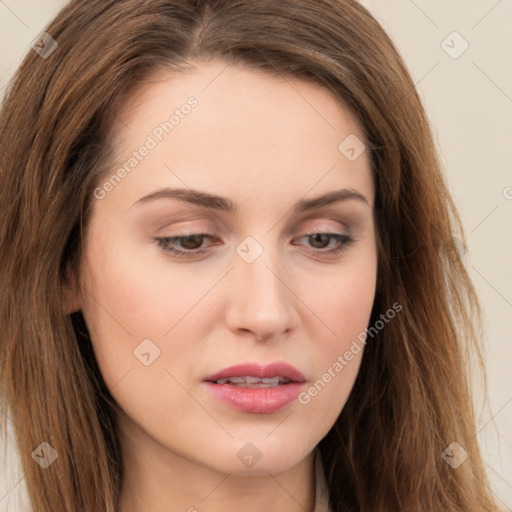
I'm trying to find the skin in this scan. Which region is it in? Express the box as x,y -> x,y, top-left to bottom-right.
66,59 -> 378,512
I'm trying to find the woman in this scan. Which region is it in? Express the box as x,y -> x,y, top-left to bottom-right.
0,1 -> 499,511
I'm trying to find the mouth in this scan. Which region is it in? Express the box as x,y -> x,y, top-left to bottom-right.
203,362 -> 307,414
204,361 -> 306,386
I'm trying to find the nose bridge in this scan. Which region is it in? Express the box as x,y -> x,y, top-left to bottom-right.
226,235 -> 297,338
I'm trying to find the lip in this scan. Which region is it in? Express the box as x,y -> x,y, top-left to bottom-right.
204,362 -> 306,383
203,362 -> 307,414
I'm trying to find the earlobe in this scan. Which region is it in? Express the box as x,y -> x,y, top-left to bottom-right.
62,270 -> 82,315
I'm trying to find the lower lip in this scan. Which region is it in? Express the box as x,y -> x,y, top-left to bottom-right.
204,382 -> 305,414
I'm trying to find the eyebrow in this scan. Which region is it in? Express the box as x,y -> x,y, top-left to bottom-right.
132,187 -> 369,213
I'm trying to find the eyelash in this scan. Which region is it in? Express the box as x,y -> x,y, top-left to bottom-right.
154,232 -> 354,259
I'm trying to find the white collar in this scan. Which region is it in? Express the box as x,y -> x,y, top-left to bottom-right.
313,448 -> 331,512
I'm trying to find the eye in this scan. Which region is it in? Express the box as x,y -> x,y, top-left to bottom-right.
154,231 -> 354,259
154,234 -> 215,258
292,232 -> 354,257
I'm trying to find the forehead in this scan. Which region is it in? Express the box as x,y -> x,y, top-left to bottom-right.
102,60 -> 374,211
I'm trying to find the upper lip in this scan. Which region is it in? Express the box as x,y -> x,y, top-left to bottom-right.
204,362 -> 306,383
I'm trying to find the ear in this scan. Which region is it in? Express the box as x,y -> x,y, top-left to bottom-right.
62,269 -> 82,315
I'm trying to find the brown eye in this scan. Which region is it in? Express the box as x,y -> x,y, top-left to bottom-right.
292,232 -> 354,258
180,235 -> 206,250
154,234 -> 215,258
308,233 -> 331,249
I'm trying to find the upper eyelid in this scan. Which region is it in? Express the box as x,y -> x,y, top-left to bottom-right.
144,202 -> 365,234
155,216 -> 351,235
160,228 -> 349,240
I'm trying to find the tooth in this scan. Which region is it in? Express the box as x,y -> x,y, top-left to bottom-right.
227,377 -> 247,383
215,376 -> 292,386
261,377 -> 280,384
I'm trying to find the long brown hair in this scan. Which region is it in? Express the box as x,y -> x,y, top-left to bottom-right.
0,1 -> 498,510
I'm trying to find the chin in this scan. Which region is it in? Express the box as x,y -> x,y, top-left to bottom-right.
198,434 -> 315,476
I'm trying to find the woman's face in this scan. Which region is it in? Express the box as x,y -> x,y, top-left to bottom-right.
73,60 -> 377,476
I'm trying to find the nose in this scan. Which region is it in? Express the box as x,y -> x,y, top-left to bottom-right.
224,242 -> 299,342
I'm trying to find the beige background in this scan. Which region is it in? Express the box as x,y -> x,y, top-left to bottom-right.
1,0 -> 511,510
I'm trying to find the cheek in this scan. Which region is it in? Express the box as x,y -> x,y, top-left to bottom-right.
296,248 -> 376,419
79,227 -> 227,400
304,245 -> 377,352
295,284 -> 371,437
78,230 -> 174,386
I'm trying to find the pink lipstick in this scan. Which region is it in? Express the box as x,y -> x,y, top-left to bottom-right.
204,362 -> 306,414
